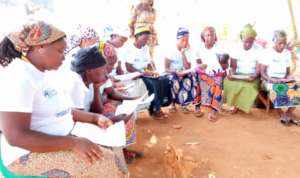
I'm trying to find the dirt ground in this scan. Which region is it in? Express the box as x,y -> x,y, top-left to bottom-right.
128,106 -> 300,178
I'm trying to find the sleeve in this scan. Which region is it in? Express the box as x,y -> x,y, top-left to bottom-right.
67,73 -> 86,109
258,50 -> 270,66
123,45 -> 135,64
0,75 -> 35,112
286,51 -> 292,68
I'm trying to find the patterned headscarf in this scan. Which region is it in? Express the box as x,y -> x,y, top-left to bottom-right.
177,27 -> 189,39
66,25 -> 99,53
272,30 -> 287,42
240,24 -> 257,40
7,21 -> 66,54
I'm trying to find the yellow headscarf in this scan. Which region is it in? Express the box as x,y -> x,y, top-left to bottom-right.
240,24 -> 257,40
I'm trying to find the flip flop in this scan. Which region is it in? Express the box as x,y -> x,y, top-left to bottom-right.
290,119 -> 300,126
208,111 -> 218,122
280,117 -> 291,126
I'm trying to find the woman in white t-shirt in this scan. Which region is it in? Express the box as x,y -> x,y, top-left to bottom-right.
0,22 -> 125,178
260,30 -> 299,126
124,26 -> 168,119
223,24 -> 261,114
165,27 -> 197,114
193,26 -> 228,121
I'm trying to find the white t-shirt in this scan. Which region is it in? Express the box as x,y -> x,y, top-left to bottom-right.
194,44 -> 224,75
0,59 -> 74,165
165,47 -> 192,71
70,78 -> 113,112
123,41 -> 151,72
230,43 -> 261,75
260,48 -> 291,78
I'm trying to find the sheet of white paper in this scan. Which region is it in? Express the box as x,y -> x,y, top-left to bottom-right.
115,93 -> 154,115
71,121 -> 126,147
1,134 -> 30,166
114,72 -> 141,81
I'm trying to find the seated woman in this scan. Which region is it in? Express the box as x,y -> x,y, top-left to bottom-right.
124,25 -> 168,119
194,26 -> 228,121
224,24 -> 261,114
165,27 -> 198,114
0,21 -> 125,178
71,46 -> 142,163
260,30 -> 299,125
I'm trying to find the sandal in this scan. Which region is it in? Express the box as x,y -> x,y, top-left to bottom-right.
152,110 -> 168,120
194,107 -> 204,117
290,119 -> 300,126
208,111 -> 218,122
169,105 -> 177,113
123,149 -> 144,164
181,106 -> 190,114
229,107 -> 239,114
280,116 -> 291,126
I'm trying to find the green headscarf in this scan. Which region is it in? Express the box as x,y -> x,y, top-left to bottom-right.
272,30 -> 287,42
240,24 -> 257,40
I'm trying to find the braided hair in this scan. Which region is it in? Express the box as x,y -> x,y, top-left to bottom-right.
0,37 -> 21,67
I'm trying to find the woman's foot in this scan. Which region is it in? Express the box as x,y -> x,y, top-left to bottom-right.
279,116 -> 291,126
123,149 -> 144,164
194,107 -> 204,117
208,110 -> 218,122
181,106 -> 190,114
152,110 -> 168,120
169,105 -> 177,113
229,107 -> 239,114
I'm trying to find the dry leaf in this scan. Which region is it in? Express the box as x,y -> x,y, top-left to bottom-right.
208,173 -> 216,178
184,142 -> 199,146
150,135 -> 158,144
172,124 -> 183,129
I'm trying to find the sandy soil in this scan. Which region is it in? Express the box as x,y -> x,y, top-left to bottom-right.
128,107 -> 300,178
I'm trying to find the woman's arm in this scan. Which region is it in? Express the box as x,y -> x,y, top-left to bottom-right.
181,50 -> 191,69
0,112 -> 75,152
104,87 -> 138,100
125,62 -> 139,73
90,84 -> 104,114
260,64 -> 281,83
165,58 -> 175,73
72,109 -> 112,128
0,112 -> 104,163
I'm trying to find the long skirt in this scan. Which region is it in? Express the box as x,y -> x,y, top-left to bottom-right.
223,78 -> 260,113
263,81 -> 300,108
195,73 -> 225,111
168,73 -> 197,106
0,145 -> 127,178
102,102 -> 136,146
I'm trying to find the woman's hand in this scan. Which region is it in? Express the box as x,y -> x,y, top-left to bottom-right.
246,75 -> 257,82
72,137 -> 103,164
96,115 -> 113,129
110,113 -> 133,124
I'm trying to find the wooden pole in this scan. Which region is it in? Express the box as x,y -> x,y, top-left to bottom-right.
287,0 -> 299,74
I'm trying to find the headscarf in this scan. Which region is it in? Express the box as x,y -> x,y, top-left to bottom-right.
240,24 -> 257,40
272,30 -> 287,42
134,25 -> 151,36
71,45 -> 106,74
176,27 -> 189,39
7,21 -> 66,54
66,25 -> 99,53
102,25 -> 129,41
201,26 -> 217,42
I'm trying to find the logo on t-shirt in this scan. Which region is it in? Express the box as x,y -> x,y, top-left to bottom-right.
43,88 -> 58,98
